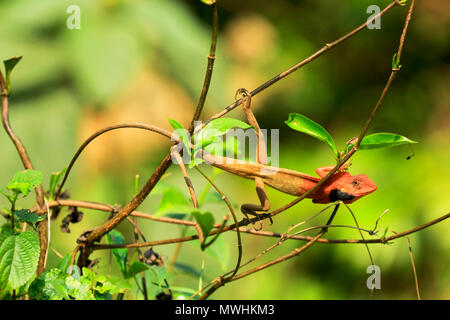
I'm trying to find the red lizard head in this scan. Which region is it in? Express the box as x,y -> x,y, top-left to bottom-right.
313,172 -> 377,204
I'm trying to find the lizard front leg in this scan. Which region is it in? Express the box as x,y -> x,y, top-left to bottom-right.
236,88 -> 271,228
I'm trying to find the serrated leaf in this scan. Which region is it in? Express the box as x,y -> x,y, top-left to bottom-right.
358,133 -> 418,150
285,113 -> 337,157
0,230 -> 40,291
15,209 -> 46,224
7,169 -> 43,196
3,56 -> 22,95
106,230 -> 128,276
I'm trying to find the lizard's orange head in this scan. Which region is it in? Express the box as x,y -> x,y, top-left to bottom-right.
328,173 -> 377,204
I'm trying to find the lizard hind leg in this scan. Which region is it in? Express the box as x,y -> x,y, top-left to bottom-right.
240,177 -> 272,231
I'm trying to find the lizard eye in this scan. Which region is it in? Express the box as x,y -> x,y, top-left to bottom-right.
352,180 -> 359,187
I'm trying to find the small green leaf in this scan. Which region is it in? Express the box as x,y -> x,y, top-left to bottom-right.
358,133 -> 418,150
169,119 -> 192,159
57,254 -> 72,273
146,266 -> 168,287
106,230 -> 128,276
392,53 -> 402,69
200,0 -> 216,5
7,169 -> 43,196
0,230 -> 40,291
193,118 -> 252,152
14,209 -> 47,224
3,56 -> 22,95
125,261 -> 149,279
285,113 -> 337,157
48,168 -> 67,200
192,211 -> 215,240
0,188 -> 15,203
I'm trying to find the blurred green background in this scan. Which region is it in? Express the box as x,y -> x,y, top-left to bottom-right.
0,0 -> 449,299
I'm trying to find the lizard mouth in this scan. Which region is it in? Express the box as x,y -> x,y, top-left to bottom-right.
329,189 -> 355,202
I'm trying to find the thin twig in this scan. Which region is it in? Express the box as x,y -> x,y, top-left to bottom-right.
0,68 -> 48,276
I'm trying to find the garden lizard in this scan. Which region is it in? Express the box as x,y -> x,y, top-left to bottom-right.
198,89 -> 377,219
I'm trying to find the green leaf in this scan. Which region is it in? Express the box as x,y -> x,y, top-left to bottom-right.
193,118 -> 252,151
48,168 -> 67,200
192,210 -> 215,240
7,169 -> 43,196
57,254 -> 72,273
3,56 -> 22,95
125,261 -> 149,279
0,188 -> 15,203
14,209 -> 46,224
155,187 -> 191,216
200,0 -> 216,5
106,230 -> 128,276
169,119 -> 192,159
205,235 -> 229,271
358,133 -> 418,150
174,263 -> 202,278
0,230 -> 40,291
285,113 -> 337,157
392,53 -> 402,69
146,266 -> 168,287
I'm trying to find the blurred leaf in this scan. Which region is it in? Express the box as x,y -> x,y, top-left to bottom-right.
0,230 -> 40,291
194,118 -> 252,151
48,168 -> 67,200
174,263 -> 202,278
125,261 -> 149,279
358,133 -> 418,150
192,211 -> 215,241
192,211 -> 214,250
66,19 -> 141,105
106,230 -> 128,276
14,209 -> 46,224
205,235 -> 229,271
147,266 -> 168,287
156,187 -> 191,216
56,254 -> 72,273
169,119 -> 192,159
7,169 -> 43,196
3,56 -> 22,94
285,113 -> 337,157
200,0 -> 216,5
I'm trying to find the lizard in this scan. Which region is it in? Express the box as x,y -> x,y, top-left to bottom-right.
196,88 -> 377,222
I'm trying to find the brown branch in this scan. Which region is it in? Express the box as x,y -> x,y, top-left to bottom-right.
0,68 -> 47,276
41,199 -> 449,245
189,2 -> 218,132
